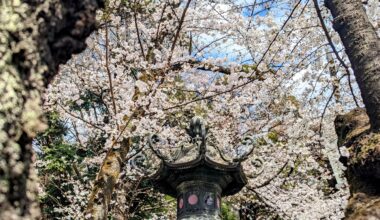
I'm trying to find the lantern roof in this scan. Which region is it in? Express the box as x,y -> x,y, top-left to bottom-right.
150,116 -> 247,197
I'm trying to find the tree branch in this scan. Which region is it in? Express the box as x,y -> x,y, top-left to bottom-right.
313,0 -> 359,107
252,160 -> 289,189
134,8 -> 146,59
58,103 -> 105,132
256,0 -> 302,67
167,0 -> 192,63
105,24 -> 118,117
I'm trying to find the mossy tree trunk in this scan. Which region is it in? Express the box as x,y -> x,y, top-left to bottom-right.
326,0 -> 380,219
0,0 -> 103,219
335,109 -> 380,219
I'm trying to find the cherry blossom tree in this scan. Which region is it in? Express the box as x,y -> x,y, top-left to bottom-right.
38,0 -> 378,219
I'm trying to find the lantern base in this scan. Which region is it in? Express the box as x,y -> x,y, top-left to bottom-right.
180,213 -> 221,220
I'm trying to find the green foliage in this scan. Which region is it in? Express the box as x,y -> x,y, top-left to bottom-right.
286,95 -> 300,109
126,180 -> 174,219
221,202 -> 238,220
241,64 -> 257,73
43,143 -> 76,173
267,131 -> 279,143
34,111 -> 67,147
68,90 -> 108,114
35,111 -> 95,218
257,137 -> 268,146
36,111 -> 78,174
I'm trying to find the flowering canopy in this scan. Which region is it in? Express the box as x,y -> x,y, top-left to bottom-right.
36,0 -> 379,219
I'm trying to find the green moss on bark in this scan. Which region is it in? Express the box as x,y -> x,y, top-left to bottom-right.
335,109 -> 380,219
0,0 -> 103,219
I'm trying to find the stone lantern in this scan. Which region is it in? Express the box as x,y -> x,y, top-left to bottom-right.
149,117 -> 248,219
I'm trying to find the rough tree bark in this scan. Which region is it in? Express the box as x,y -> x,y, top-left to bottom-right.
325,0 -> 380,131
335,109 -> 380,219
325,0 -> 380,219
0,0 -> 103,219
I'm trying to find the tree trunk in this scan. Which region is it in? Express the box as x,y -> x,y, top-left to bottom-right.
0,1 -> 103,219
326,1 -> 380,219
335,109 -> 380,219
325,0 -> 380,131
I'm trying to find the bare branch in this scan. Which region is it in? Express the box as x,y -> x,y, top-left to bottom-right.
105,24 -> 118,117
318,73 -> 348,135
251,160 -> 289,189
167,0 -> 192,63
57,102 -> 105,132
256,0 -> 303,67
312,0 -> 359,107
134,9 -> 146,59
162,69 -> 269,111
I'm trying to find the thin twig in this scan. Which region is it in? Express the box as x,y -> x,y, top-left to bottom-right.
105,23 -> 118,116
134,8 -> 146,59
246,187 -> 292,219
125,176 -> 143,218
154,3 -> 168,45
57,103 -> 105,131
71,121 -> 84,148
163,70 -> 270,111
194,35 -> 229,56
246,0 -> 257,30
255,0 -> 302,67
318,87 -> 336,136
312,0 -> 359,107
252,161 -> 289,189
167,0 -> 192,63
318,73 -> 348,135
